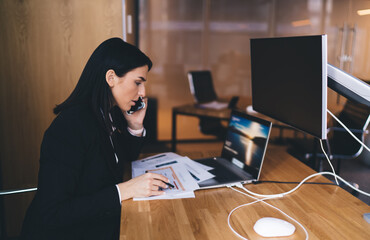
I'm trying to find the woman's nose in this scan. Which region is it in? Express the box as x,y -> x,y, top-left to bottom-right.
138,84 -> 146,97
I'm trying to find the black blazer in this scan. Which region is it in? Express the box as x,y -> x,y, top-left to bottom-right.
21,104 -> 144,240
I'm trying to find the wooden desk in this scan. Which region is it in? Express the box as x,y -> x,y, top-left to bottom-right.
171,104 -> 231,152
120,146 -> 370,240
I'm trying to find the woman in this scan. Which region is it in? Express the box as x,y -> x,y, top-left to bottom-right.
21,38 -> 169,239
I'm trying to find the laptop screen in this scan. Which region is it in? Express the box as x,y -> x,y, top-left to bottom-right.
221,111 -> 272,178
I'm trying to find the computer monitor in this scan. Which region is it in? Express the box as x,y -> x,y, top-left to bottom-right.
327,64 -> 370,107
250,35 -> 327,139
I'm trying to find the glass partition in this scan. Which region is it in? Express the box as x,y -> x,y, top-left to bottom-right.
139,0 -> 370,141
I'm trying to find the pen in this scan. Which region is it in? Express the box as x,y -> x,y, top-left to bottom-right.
145,171 -> 175,189
162,181 -> 175,189
189,172 -> 200,181
155,161 -> 177,168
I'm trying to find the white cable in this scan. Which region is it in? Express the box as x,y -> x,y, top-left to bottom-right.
226,109 -> 370,240
232,182 -> 284,198
320,171 -> 370,197
227,186 -> 309,240
227,169 -> 370,239
327,109 -> 370,153
226,186 -> 278,240
227,170 -> 370,240
227,199 -> 261,240
319,139 -> 339,185
238,171 -> 370,198
259,197 -> 309,240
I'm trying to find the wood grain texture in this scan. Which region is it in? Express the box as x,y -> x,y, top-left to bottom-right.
120,146 -> 370,240
0,0 -> 123,236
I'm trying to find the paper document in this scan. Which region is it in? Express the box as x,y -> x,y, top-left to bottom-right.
132,152 -> 215,201
134,163 -> 199,201
132,152 -> 182,169
132,152 -> 214,181
180,156 -> 214,182
133,163 -> 199,201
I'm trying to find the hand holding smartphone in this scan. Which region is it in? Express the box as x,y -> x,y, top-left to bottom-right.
127,96 -> 145,115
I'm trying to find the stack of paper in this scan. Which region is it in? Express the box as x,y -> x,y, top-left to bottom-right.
132,152 -> 214,200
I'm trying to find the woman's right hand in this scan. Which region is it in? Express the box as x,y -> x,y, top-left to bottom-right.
117,173 -> 170,201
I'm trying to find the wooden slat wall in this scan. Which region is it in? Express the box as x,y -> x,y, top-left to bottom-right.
125,0 -> 138,45
0,0 -> 124,236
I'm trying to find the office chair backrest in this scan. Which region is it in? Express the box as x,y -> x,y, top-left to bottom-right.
187,71 -> 218,104
331,100 -> 370,156
186,70 -> 227,139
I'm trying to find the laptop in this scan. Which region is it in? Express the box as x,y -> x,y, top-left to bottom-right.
195,110 -> 272,189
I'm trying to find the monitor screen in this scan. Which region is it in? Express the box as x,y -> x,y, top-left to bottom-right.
250,35 -> 327,139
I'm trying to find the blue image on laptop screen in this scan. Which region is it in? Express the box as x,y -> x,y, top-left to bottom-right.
221,113 -> 270,177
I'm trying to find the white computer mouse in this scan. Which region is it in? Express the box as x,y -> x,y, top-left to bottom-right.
253,217 -> 296,237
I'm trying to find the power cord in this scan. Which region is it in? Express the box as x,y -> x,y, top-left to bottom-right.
238,171 -> 370,199
227,171 -> 370,239
226,184 -> 309,240
319,139 -> 339,185
327,109 -> 370,153
253,180 -> 336,185
226,110 -> 370,239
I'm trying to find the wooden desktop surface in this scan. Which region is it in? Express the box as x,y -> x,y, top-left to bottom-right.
173,103 -> 232,119
172,98 -> 345,127
120,146 -> 370,240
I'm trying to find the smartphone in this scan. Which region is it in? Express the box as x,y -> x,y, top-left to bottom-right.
127,96 -> 145,115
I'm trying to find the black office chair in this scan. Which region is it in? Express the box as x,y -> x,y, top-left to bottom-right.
289,100 -> 370,174
187,70 -> 238,139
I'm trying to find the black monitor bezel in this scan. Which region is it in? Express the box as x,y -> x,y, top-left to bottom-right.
250,35 -> 327,140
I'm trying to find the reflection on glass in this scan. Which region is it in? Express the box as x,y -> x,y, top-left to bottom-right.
139,0 -> 370,140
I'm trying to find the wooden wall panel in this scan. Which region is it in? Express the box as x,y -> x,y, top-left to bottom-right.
125,0 -> 138,45
0,0 -> 123,236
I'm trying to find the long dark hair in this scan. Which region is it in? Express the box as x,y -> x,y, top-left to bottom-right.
53,37 -> 152,133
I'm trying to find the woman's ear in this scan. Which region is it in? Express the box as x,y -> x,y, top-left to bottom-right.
105,69 -> 116,87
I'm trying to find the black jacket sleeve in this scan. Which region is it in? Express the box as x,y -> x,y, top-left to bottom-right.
34,107 -> 122,229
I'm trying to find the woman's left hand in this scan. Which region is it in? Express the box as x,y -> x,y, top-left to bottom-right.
123,97 -> 148,130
